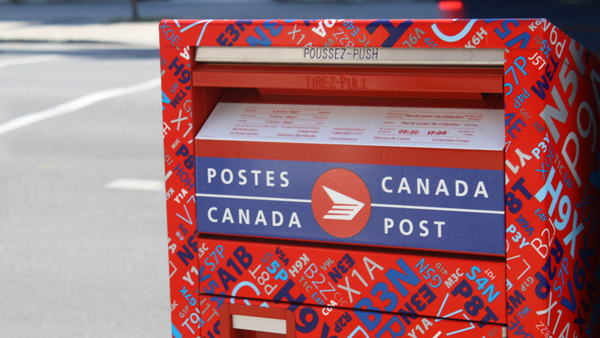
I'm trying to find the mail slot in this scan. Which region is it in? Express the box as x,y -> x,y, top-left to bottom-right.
161,19 -> 600,338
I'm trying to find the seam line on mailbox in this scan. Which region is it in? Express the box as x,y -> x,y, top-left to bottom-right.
370,203 -> 504,214
197,193 -> 312,203
197,193 -> 504,214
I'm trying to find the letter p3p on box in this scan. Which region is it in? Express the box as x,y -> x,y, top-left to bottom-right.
195,103 -> 505,256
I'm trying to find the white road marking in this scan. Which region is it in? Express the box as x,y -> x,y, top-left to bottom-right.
0,55 -> 59,69
106,179 -> 163,191
0,77 -> 160,136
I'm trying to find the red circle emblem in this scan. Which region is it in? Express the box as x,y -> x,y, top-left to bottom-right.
311,168 -> 371,238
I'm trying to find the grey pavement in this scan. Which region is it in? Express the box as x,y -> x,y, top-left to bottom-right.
0,44 -> 167,337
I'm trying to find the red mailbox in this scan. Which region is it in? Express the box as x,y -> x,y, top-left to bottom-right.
161,19 -> 600,338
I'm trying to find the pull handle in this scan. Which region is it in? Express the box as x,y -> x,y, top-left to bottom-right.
220,303 -> 296,338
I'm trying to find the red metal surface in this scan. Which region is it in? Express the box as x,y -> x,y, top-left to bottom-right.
161,18 -> 600,338
201,295 -> 505,338
196,139 -> 503,170
219,87 -> 504,110
198,237 -> 507,325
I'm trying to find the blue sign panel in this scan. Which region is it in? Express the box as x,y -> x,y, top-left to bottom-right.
196,157 -> 505,255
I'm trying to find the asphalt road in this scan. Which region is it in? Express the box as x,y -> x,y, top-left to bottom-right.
0,43 -> 168,337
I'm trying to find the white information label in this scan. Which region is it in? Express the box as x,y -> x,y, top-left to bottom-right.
197,103 -> 504,151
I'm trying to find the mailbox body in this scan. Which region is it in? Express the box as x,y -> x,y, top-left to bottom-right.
160,19 -> 600,338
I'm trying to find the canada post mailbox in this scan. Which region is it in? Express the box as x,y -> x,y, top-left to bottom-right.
161,19 -> 600,338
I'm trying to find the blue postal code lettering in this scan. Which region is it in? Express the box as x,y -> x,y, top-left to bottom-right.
195,157 -> 505,255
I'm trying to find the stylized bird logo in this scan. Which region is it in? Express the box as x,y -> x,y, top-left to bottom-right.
322,186 -> 365,221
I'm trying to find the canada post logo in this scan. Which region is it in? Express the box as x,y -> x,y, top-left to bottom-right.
311,169 -> 371,238
196,157 -> 506,255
